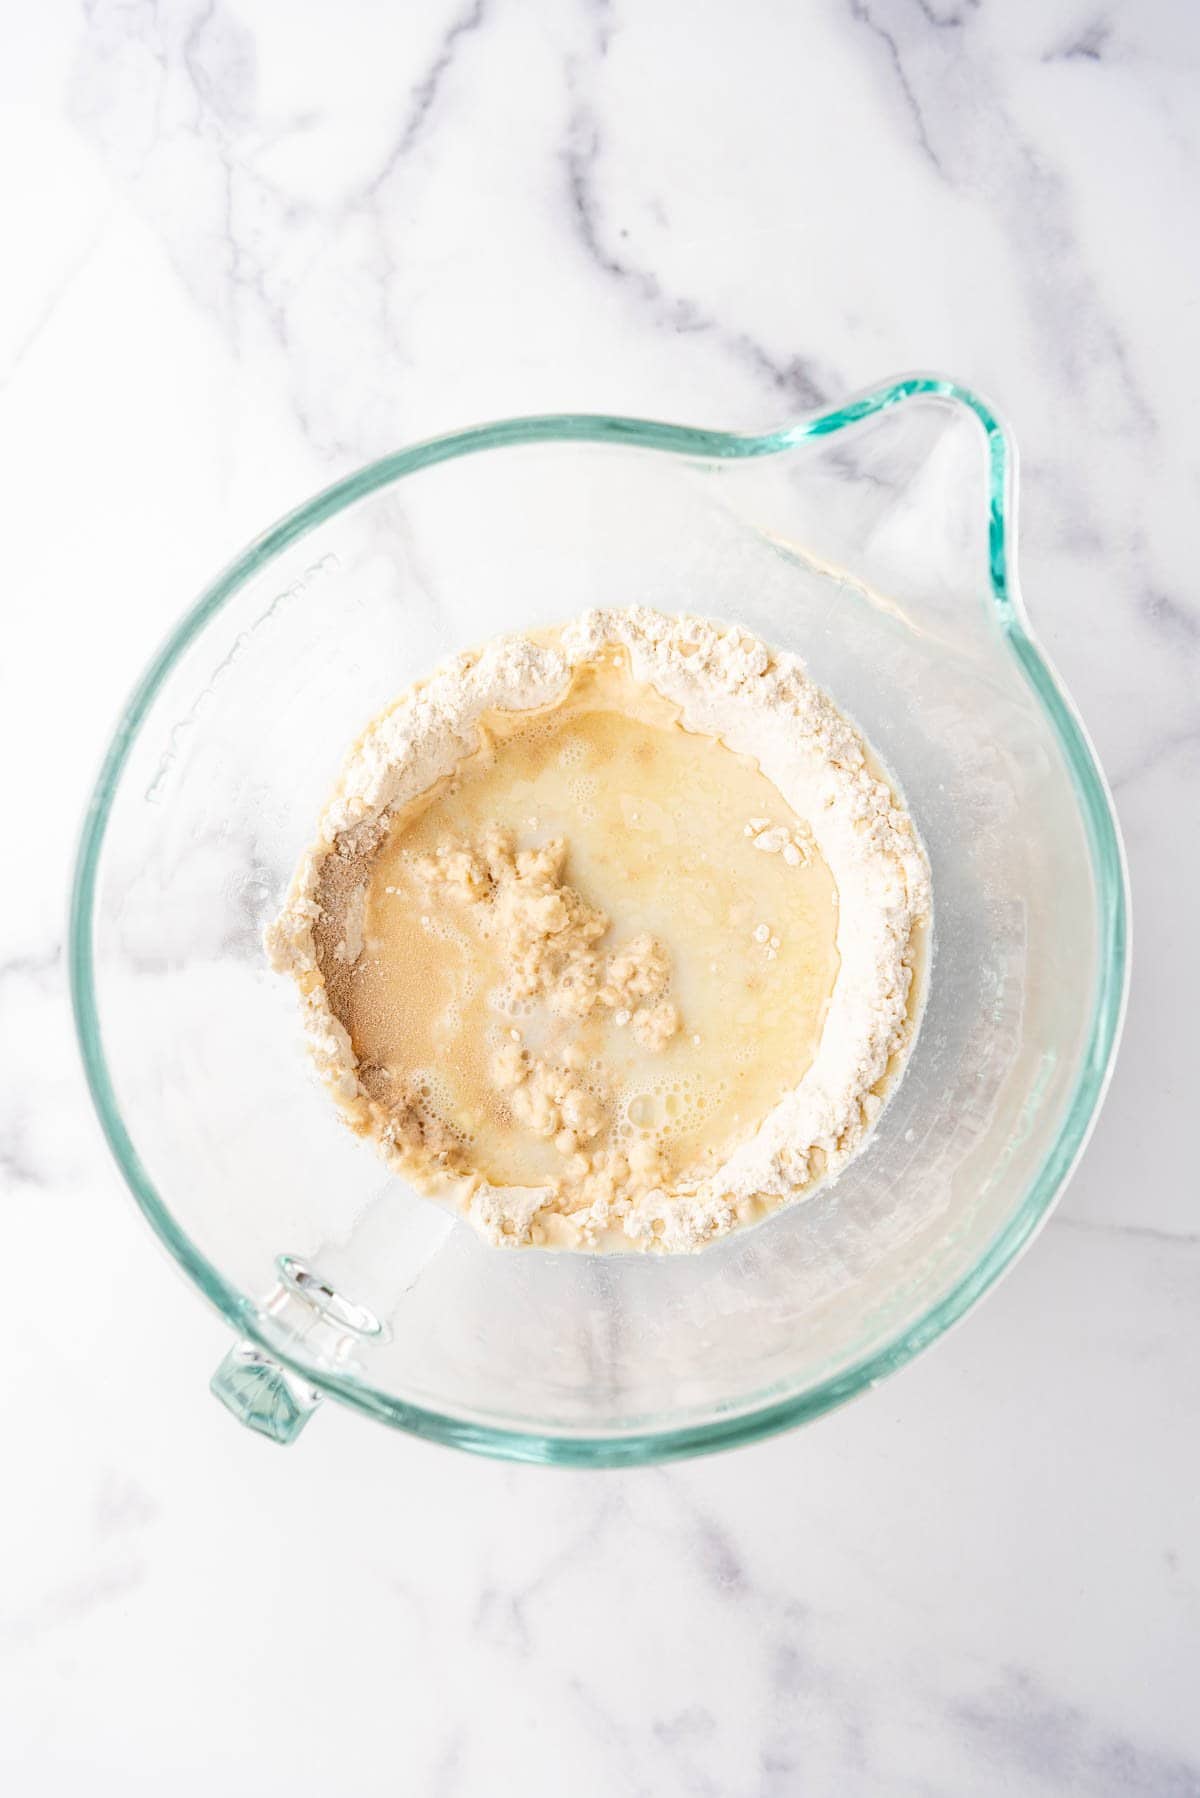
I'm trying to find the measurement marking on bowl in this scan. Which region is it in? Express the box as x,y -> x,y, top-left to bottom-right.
144,552 -> 341,804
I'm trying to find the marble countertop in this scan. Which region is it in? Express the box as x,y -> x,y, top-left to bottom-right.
3,2 -> 1198,1792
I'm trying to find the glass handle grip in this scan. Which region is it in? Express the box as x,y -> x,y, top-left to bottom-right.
209,1340 -> 321,1445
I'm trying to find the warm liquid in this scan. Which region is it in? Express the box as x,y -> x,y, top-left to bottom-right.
326,653 -> 840,1195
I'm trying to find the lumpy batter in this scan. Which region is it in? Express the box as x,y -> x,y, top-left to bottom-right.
314,652 -> 840,1236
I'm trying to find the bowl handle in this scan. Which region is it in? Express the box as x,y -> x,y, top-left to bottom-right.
210,1341 -> 321,1445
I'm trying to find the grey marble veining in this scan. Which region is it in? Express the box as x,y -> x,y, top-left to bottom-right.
2,1 -> 1198,1792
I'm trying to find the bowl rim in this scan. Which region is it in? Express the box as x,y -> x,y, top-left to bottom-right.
68,372 -> 1130,1464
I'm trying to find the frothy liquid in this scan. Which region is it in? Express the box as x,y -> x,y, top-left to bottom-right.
323,652 -> 840,1206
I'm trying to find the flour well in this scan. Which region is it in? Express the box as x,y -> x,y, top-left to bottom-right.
267,608 -> 931,1253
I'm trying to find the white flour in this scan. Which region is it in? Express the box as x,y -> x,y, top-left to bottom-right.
268,608 -> 931,1253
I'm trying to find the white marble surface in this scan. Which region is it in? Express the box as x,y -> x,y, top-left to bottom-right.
2,1 -> 1198,1791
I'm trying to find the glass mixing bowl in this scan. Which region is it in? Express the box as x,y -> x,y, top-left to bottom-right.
70,375 -> 1128,1461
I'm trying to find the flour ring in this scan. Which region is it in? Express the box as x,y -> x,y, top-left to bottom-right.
267,607 -> 931,1254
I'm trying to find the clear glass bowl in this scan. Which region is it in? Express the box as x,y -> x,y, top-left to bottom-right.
70,376 -> 1128,1461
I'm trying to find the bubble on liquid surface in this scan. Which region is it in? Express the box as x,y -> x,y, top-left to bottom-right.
557,736 -> 588,770
568,775 -> 599,806
411,1065 -> 474,1145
